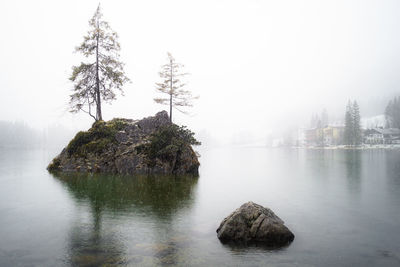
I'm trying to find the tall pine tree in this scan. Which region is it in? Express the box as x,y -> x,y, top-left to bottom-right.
344,100 -> 362,146
344,101 -> 354,145
69,5 -> 129,121
352,101 -> 362,145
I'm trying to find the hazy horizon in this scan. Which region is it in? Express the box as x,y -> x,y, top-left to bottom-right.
1,0 -> 400,144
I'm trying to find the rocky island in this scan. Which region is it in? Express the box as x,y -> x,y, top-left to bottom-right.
47,111 -> 200,175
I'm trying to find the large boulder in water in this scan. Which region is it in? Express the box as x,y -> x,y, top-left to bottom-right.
216,202 -> 294,247
47,111 -> 200,176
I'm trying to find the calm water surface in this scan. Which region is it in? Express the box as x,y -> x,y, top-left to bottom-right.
1,147 -> 400,266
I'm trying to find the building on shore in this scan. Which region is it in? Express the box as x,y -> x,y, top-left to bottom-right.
304,126 -> 345,147
363,128 -> 400,144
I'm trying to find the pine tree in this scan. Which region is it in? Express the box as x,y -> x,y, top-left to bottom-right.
344,100 -> 362,146
352,101 -> 362,145
344,101 -> 354,145
69,5 -> 129,121
385,96 -> 400,128
154,52 -> 198,123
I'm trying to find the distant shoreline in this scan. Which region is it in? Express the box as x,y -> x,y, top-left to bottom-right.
295,145 -> 400,150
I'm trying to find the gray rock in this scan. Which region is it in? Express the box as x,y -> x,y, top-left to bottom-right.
47,111 -> 199,176
115,130 -> 128,143
136,111 -> 170,134
216,202 -> 294,247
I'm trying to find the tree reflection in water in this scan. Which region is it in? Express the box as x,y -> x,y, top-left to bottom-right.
345,149 -> 362,194
52,173 -> 198,266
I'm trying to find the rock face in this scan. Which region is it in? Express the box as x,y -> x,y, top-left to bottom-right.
216,202 -> 294,247
47,111 -> 200,175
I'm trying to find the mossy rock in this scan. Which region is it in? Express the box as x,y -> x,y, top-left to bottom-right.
66,119 -> 129,157
47,111 -> 200,175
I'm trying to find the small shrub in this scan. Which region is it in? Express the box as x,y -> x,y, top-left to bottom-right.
47,157 -> 61,172
137,124 -> 201,165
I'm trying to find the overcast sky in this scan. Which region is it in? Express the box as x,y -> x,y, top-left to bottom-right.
0,0 -> 400,142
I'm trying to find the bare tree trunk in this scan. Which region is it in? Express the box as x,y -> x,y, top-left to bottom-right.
95,21 -> 102,121
169,58 -> 173,123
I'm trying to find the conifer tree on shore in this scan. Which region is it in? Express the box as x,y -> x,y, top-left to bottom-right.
352,101 -> 362,145
344,100 -> 362,146
385,96 -> 400,128
344,101 -> 353,145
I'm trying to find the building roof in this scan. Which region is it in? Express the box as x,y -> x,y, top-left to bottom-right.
364,128 -> 382,135
374,128 -> 400,135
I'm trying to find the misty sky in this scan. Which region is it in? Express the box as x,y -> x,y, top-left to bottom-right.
1,0 -> 400,142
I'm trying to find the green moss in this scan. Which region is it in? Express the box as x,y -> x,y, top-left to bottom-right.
80,138 -> 114,155
136,124 -> 201,166
67,118 -> 128,157
108,118 -> 128,131
47,157 -> 61,172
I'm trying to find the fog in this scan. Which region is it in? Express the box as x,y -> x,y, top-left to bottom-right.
1,0 -> 400,146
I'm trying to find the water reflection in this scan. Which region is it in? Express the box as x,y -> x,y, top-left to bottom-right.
52,173 -> 198,266
67,215 -> 126,266
384,150 -> 400,202
53,173 -> 198,217
385,150 -> 400,180
344,150 -> 362,194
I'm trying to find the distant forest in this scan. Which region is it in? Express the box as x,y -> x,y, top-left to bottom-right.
0,121 -> 74,149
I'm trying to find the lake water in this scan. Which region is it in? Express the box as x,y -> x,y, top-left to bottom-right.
1,147 -> 400,266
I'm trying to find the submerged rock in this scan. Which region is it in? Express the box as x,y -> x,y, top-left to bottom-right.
216,202 -> 294,247
47,111 -> 200,175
